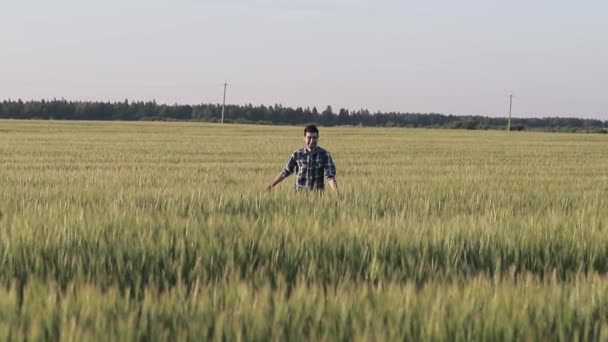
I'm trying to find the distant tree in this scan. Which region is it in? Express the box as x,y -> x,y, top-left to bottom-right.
321,105 -> 336,126
338,108 -> 350,125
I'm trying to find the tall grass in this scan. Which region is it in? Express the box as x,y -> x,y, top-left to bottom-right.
1,120 -> 607,339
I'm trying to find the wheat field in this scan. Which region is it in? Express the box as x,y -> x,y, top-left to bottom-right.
1,120 -> 607,340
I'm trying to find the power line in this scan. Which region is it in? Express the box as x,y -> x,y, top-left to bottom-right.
507,93 -> 513,131
221,82 -> 227,124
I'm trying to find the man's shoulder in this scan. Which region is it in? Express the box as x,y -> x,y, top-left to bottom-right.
289,147 -> 307,159
292,147 -> 307,155
291,146 -> 331,156
315,146 -> 331,155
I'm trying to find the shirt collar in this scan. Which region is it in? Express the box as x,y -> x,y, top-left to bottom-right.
304,146 -> 318,155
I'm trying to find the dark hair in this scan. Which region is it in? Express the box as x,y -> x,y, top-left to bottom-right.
304,124 -> 319,136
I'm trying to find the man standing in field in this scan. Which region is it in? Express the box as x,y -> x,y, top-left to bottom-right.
266,124 -> 338,193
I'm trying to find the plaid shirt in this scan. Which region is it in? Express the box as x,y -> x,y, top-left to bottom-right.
281,146 -> 336,191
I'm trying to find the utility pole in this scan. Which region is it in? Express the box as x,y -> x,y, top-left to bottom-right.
507,93 -> 513,132
221,82 -> 228,124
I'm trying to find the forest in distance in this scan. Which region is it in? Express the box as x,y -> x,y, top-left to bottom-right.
1,98 -> 606,133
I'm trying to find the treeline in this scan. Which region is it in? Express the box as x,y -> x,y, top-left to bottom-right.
1,99 -> 606,132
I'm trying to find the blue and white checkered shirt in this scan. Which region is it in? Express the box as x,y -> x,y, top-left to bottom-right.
281,146 -> 336,191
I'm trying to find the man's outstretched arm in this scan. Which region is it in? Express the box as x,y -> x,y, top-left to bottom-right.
268,152 -> 296,191
266,173 -> 287,192
325,152 -> 338,195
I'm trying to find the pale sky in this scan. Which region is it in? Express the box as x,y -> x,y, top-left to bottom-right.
2,0 -> 607,119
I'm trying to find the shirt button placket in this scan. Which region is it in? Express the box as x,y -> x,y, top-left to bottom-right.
306,155 -> 310,188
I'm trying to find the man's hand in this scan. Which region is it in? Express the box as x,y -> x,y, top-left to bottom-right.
328,178 -> 339,194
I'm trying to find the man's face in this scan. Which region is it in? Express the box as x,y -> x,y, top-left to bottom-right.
304,132 -> 319,151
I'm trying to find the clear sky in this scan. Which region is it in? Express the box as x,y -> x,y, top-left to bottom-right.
2,0 -> 607,119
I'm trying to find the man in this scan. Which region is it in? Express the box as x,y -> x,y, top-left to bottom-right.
266,124 -> 338,193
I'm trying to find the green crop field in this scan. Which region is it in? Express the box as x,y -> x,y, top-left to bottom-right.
1,120 -> 608,340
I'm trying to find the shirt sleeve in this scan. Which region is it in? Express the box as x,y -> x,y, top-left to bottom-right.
324,152 -> 336,180
281,152 -> 297,177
